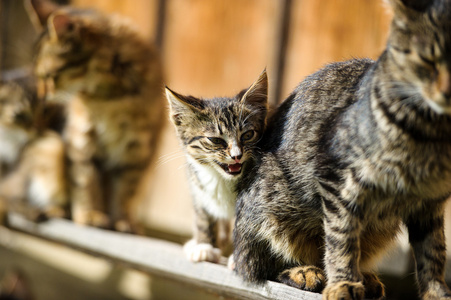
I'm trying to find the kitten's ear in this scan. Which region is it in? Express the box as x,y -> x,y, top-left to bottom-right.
165,87 -> 204,125
25,0 -> 60,31
49,13 -> 76,40
240,69 -> 268,108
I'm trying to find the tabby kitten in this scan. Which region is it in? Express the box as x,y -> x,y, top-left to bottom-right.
0,81 -> 66,221
234,0 -> 451,299
0,82 -> 34,178
29,0 -> 164,231
166,70 -> 267,263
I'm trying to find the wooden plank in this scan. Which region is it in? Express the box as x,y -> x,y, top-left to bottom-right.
282,0 -> 392,98
6,213 -> 321,300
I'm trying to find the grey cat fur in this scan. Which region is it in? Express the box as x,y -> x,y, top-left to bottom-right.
234,0 -> 451,299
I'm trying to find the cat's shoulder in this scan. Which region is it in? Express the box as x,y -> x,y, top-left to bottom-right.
299,58 -> 375,90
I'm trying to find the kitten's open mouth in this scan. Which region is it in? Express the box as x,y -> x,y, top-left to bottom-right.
218,162 -> 242,175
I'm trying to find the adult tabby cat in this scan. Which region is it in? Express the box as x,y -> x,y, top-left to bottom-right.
166,70 -> 267,262
234,0 -> 451,299
28,0 -> 164,231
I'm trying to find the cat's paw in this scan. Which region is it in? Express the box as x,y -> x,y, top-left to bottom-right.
422,281 -> 451,300
44,205 -> 67,219
227,254 -> 235,270
363,272 -> 385,299
114,220 -> 133,233
323,281 -> 364,300
277,265 -> 325,293
72,210 -> 110,228
183,240 -> 221,263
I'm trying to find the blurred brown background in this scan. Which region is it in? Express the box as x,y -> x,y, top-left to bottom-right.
1,1 -> 433,299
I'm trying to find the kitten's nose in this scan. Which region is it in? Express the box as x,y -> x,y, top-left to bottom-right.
230,142 -> 242,162
231,155 -> 242,163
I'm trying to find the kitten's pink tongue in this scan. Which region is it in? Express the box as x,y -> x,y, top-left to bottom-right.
228,163 -> 242,173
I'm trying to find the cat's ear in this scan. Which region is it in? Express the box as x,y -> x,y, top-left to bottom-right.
387,0 -> 431,24
25,0 -> 60,31
165,87 -> 204,125
240,69 -> 268,108
394,0 -> 430,12
49,13 -> 77,40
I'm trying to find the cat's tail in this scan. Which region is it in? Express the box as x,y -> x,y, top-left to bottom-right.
233,236 -> 280,285
233,236 -> 326,293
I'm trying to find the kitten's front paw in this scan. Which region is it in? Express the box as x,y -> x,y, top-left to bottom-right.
227,254 -> 235,270
277,265 -> 325,293
44,205 -> 67,219
323,281 -> 364,300
422,281 -> 451,300
114,220 -> 133,233
72,210 -> 110,228
183,239 -> 221,263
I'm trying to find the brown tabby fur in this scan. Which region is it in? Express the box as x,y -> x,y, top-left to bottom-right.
166,71 -> 268,263
0,81 -> 66,222
234,0 -> 451,299
29,0 -> 164,231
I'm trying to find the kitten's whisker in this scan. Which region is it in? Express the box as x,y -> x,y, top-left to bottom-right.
156,154 -> 186,167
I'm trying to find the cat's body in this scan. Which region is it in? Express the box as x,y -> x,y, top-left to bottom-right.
29,0 -> 164,231
234,1 -> 451,299
166,71 -> 268,262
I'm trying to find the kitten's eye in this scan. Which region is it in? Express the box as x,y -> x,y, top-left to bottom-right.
207,137 -> 226,146
241,130 -> 256,142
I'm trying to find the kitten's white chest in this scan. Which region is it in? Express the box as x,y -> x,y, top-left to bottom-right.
190,160 -> 237,219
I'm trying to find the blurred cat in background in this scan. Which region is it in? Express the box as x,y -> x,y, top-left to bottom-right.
27,0 -> 165,232
0,80 -> 66,222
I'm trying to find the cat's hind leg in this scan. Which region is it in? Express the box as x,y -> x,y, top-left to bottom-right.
277,265 -> 325,293
70,160 -> 109,228
108,167 -> 145,233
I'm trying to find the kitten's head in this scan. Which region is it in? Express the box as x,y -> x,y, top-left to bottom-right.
387,0 -> 451,114
27,0 -> 151,99
0,82 -> 34,130
166,70 -> 268,180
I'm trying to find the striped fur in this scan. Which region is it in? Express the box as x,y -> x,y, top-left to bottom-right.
29,0 -> 164,232
234,1 -> 451,299
166,70 -> 268,263
0,81 -> 67,221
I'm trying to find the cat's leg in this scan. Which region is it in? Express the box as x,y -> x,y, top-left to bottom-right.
69,160 -> 108,227
108,167 -> 145,233
322,194 -> 365,300
184,205 -> 221,263
25,132 -> 68,219
405,202 -> 451,300
66,98 -> 108,228
362,272 -> 385,299
277,265 -> 326,293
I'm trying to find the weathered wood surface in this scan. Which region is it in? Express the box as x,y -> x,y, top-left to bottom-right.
6,213 -> 321,300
